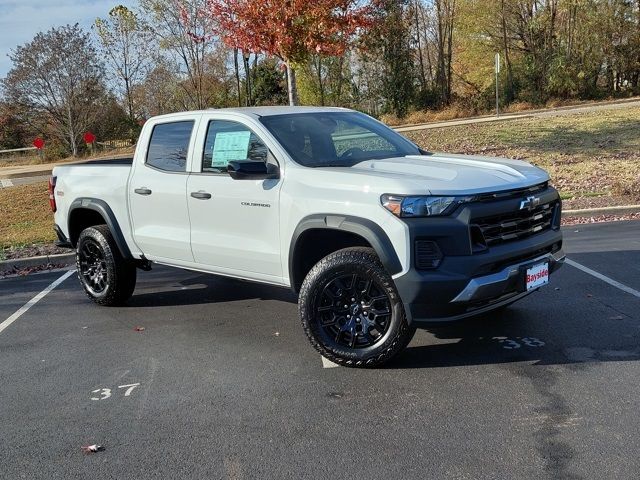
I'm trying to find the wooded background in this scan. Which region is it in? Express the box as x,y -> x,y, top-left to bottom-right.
2,0 -> 639,158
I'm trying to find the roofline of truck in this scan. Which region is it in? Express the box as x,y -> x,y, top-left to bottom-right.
146,106 -> 353,123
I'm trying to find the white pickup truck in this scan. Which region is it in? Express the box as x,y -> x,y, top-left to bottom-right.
51,106 -> 564,367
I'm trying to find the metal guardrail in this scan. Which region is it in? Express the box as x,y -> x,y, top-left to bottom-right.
0,147 -> 37,154
96,139 -> 136,149
0,147 -> 39,162
0,140 -> 136,162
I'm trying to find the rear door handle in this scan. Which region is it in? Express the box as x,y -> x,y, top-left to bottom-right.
190,191 -> 212,200
134,188 -> 152,196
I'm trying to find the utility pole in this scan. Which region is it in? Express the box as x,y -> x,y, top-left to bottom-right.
495,53 -> 501,116
243,51 -> 252,107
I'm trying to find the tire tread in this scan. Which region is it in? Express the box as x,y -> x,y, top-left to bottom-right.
298,247 -> 415,368
76,225 -> 136,306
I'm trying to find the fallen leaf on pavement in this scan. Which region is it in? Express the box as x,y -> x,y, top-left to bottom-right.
81,444 -> 105,454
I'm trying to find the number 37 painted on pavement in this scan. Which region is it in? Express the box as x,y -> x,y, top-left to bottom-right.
91,383 -> 140,401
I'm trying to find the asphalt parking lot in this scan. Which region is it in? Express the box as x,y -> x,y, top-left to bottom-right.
1,220 -> 639,479
0,175 -> 50,189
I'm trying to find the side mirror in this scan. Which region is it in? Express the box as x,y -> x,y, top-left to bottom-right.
227,160 -> 279,180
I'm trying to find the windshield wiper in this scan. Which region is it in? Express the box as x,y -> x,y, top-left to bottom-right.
308,155 -> 411,168
308,163 -> 352,168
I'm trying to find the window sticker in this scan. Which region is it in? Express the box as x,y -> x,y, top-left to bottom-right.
211,131 -> 251,168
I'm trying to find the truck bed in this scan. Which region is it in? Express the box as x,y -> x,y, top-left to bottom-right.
67,157 -> 134,166
52,160 -> 136,256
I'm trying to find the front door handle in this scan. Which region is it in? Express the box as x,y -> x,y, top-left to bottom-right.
134,188 -> 152,196
190,191 -> 212,200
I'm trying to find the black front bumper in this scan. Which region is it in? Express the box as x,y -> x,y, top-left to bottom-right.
393,186 -> 564,326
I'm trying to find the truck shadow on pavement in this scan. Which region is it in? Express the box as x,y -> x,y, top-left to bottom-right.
122,265 -> 640,371
124,265 -> 640,372
126,272 -> 298,308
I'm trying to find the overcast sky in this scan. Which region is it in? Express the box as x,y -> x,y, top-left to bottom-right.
0,0 -> 119,78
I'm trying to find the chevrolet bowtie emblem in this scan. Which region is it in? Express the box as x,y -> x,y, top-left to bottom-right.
519,195 -> 541,211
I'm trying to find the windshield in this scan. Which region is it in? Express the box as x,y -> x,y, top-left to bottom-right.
259,111 -> 421,167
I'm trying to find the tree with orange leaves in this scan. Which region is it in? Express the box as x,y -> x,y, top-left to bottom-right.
204,0 -> 375,105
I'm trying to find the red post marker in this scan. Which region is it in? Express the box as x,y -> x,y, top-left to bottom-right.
33,137 -> 44,149
83,132 -> 96,144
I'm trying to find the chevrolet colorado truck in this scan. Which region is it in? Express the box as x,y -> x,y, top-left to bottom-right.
51,107 -> 564,367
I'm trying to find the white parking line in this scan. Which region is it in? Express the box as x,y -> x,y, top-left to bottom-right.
566,258 -> 640,299
0,178 -> 14,188
321,356 -> 340,368
0,270 -> 74,335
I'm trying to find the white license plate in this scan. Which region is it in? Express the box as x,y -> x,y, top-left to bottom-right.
526,262 -> 549,290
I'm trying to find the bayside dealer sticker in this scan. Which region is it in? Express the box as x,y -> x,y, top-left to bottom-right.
526,263 -> 549,290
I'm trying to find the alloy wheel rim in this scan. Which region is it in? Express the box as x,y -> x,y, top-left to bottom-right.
79,239 -> 108,295
316,273 -> 392,349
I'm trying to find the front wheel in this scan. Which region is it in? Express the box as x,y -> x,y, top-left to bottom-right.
76,225 -> 136,306
299,247 -> 415,368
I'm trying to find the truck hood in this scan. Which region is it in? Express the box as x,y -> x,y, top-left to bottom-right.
345,154 -> 549,195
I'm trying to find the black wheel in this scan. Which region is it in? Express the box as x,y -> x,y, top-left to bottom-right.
299,247 -> 415,368
76,225 -> 136,306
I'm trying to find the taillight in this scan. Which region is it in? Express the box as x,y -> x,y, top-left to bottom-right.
48,176 -> 57,212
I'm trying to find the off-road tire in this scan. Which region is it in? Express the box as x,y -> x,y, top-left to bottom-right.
76,225 -> 136,306
299,247 -> 415,368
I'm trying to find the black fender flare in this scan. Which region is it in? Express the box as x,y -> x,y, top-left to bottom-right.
289,214 -> 402,288
68,198 -> 133,259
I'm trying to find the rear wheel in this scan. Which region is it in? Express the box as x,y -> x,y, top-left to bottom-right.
76,225 -> 136,306
299,247 -> 415,368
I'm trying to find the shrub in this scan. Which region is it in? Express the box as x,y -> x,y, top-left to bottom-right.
380,102 -> 478,126
44,141 -> 70,161
504,101 -> 536,113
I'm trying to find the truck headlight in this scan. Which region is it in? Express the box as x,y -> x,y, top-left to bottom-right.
381,194 -> 472,217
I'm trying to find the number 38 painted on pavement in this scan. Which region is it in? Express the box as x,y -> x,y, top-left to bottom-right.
497,337 -> 545,349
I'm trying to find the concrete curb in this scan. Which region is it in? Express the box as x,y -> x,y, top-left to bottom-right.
0,253 -> 75,272
562,205 -> 640,218
2,169 -> 55,180
394,114 -> 532,133
1,205 -> 638,272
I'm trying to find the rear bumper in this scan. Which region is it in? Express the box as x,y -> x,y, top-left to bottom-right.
393,218 -> 564,327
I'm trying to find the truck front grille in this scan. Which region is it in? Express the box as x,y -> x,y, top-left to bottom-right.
474,201 -> 558,246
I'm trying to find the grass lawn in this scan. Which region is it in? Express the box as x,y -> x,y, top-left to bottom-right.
0,181 -> 56,259
405,106 -> 640,202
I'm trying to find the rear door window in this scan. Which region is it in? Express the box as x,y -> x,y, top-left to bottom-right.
146,121 -> 194,172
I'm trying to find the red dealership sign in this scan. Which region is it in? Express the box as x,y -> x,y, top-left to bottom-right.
33,137 -> 44,149
84,132 -> 96,144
